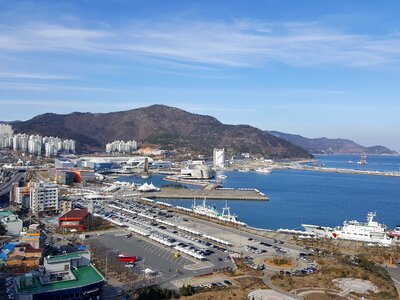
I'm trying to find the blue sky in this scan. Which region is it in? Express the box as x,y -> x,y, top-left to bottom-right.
1,0 -> 400,150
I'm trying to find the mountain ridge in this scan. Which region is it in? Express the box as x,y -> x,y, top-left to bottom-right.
268,131 -> 398,155
9,105 -> 313,159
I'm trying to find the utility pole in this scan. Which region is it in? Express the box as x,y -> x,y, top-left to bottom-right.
105,249 -> 108,275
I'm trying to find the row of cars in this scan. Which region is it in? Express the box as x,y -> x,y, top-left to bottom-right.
193,279 -> 233,290
97,200 -> 226,261
244,245 -> 266,254
280,264 -> 318,276
280,253 -> 318,276
243,256 -> 265,270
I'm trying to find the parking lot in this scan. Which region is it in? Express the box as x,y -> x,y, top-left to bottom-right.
89,229 -> 233,288
74,196 -> 311,289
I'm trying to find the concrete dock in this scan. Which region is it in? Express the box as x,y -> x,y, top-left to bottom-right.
275,165 -> 400,177
145,188 -> 268,201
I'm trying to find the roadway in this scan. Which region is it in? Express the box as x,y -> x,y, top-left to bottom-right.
0,170 -> 25,197
386,267 -> 400,290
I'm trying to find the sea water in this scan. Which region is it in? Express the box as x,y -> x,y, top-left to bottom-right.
118,155 -> 400,230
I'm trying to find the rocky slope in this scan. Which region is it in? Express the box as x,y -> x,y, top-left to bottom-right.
11,105 -> 313,159
268,131 -> 398,155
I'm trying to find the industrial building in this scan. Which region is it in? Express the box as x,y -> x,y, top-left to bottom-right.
181,165 -> 214,179
54,158 -> 75,169
58,209 -> 93,232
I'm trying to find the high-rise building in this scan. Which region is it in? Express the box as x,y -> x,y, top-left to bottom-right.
12,133 -> 29,152
29,181 -> 58,215
0,124 -> 75,155
0,124 -> 13,135
213,148 -> 225,169
0,124 -> 13,150
45,143 -> 58,157
28,135 -> 42,156
105,140 -> 137,153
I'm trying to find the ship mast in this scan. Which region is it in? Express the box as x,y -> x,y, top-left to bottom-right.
222,200 -> 230,217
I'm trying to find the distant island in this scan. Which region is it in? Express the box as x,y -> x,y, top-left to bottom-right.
268,131 -> 398,155
7,105 -> 312,159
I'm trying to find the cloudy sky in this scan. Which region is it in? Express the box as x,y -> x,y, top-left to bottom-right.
1,0 -> 400,150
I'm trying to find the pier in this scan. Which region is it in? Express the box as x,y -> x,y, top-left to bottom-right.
275,165 -> 400,177
144,188 -> 268,201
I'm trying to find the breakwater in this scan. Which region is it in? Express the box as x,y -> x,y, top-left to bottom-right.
275,165 -> 400,177
144,187 -> 268,201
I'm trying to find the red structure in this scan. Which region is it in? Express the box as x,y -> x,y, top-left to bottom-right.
58,208 -> 93,232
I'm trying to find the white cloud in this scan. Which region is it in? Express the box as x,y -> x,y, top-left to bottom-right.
0,19 -> 400,69
0,71 -> 76,80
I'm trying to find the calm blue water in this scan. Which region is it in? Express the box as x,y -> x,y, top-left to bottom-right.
117,157 -> 400,231
306,154 -> 400,173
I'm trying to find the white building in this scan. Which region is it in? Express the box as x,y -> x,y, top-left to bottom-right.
12,133 -> 29,152
0,210 -> 23,236
28,135 -> 42,156
29,181 -> 58,214
213,148 -> 225,169
0,124 -> 75,155
106,140 -> 137,153
0,124 -> 13,135
62,139 -> 76,153
45,143 -> 58,157
0,124 -> 14,150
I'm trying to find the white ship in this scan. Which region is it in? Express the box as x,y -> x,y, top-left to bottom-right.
192,199 -> 246,226
357,152 -> 368,165
302,212 -> 392,245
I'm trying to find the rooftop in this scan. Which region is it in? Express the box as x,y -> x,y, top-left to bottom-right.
25,248 -> 42,253
18,264 -> 104,294
0,210 -> 14,217
46,252 -> 84,263
59,209 -> 89,219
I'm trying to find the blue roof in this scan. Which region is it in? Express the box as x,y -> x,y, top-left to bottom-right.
0,253 -> 7,259
2,242 -> 17,251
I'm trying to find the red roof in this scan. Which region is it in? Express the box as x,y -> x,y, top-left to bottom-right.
25,248 -> 42,253
60,209 -> 90,219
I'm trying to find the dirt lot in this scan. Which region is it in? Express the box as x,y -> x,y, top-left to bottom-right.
181,276 -> 266,300
272,256 -> 398,300
178,257 -> 267,300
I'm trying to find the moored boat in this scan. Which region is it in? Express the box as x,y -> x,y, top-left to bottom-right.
302,212 -> 392,245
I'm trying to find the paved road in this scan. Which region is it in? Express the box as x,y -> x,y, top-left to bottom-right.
387,267 -> 400,288
0,170 -> 24,197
